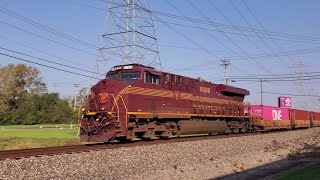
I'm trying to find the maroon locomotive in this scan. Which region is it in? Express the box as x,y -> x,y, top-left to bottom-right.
80,64 -> 250,142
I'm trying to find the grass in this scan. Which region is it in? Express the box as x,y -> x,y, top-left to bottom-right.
277,161 -> 320,180
0,123 -> 79,129
0,128 -> 80,150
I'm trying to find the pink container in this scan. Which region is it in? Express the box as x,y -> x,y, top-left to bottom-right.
249,105 -> 289,120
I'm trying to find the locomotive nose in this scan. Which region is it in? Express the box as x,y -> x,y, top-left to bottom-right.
80,114 -> 116,142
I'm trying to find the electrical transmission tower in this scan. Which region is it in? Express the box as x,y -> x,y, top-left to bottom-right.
96,0 -> 162,73
220,58 -> 230,85
293,60 -> 308,110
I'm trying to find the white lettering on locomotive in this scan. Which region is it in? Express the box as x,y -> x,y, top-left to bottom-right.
200,87 -> 210,94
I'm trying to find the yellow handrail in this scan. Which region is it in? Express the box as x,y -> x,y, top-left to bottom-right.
119,95 -> 128,128
111,94 -> 120,122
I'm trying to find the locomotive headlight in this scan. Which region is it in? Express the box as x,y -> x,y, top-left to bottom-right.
82,108 -> 85,112
101,107 -> 105,111
123,65 -> 133,70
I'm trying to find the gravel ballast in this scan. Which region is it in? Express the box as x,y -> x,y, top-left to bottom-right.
1,128 -> 320,180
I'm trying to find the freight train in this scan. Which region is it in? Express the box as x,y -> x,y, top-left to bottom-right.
79,64 -> 320,142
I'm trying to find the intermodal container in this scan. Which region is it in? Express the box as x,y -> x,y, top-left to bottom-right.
312,111 -> 320,120
312,111 -> 320,127
290,109 -> 309,120
249,105 -> 289,120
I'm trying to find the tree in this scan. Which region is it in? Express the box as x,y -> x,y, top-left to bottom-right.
1,93 -> 77,125
0,64 -> 77,125
196,77 -> 210,83
77,87 -> 88,108
69,87 -> 88,110
21,93 -> 76,125
0,64 -> 46,111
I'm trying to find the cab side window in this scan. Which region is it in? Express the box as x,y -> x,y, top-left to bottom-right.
145,72 -> 160,85
178,76 -> 183,90
165,74 -> 170,83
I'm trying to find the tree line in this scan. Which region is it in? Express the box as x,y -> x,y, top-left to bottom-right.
0,64 -> 77,125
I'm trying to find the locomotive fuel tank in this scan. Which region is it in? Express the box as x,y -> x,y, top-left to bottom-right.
178,120 -> 228,135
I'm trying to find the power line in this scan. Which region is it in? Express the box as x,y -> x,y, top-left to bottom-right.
0,52 -> 101,80
253,91 -> 320,98
70,0 -> 320,44
159,44 -> 320,73
149,17 -> 320,45
227,0 -> 289,67
0,47 -> 101,75
0,20 -> 99,57
0,6 -> 98,49
0,35 -> 92,69
152,10 -> 320,43
185,0 -> 274,75
239,0 -> 295,65
167,0 -> 240,55
153,15 -> 218,62
231,74 -> 320,80
230,77 -> 320,82
164,0 -> 250,76
230,71 -> 320,78
155,13 -> 248,75
47,79 -> 92,85
65,0 -> 106,11
229,46 -> 320,60
1,0 -> 318,79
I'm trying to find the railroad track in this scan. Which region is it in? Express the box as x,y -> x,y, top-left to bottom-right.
0,131 -> 293,160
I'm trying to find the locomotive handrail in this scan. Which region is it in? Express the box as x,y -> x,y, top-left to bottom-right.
119,95 -> 128,128
110,94 -> 120,122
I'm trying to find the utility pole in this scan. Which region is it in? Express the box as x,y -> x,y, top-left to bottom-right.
220,58 -> 231,85
260,79 -> 263,105
73,84 -> 80,112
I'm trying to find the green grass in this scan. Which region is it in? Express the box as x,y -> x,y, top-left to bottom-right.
0,128 -> 80,150
0,123 -> 79,129
278,161 -> 320,180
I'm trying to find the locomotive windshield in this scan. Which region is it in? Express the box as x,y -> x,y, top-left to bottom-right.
106,74 -> 117,80
120,72 -> 140,80
106,72 -> 140,82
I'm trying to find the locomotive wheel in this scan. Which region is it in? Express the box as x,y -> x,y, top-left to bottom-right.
224,129 -> 232,135
253,125 -> 261,133
240,127 -> 247,133
233,127 -> 239,134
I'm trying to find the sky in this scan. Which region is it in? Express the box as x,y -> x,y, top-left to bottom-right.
1,0 -> 320,110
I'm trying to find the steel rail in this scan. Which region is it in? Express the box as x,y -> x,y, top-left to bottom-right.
0,130 -> 304,160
